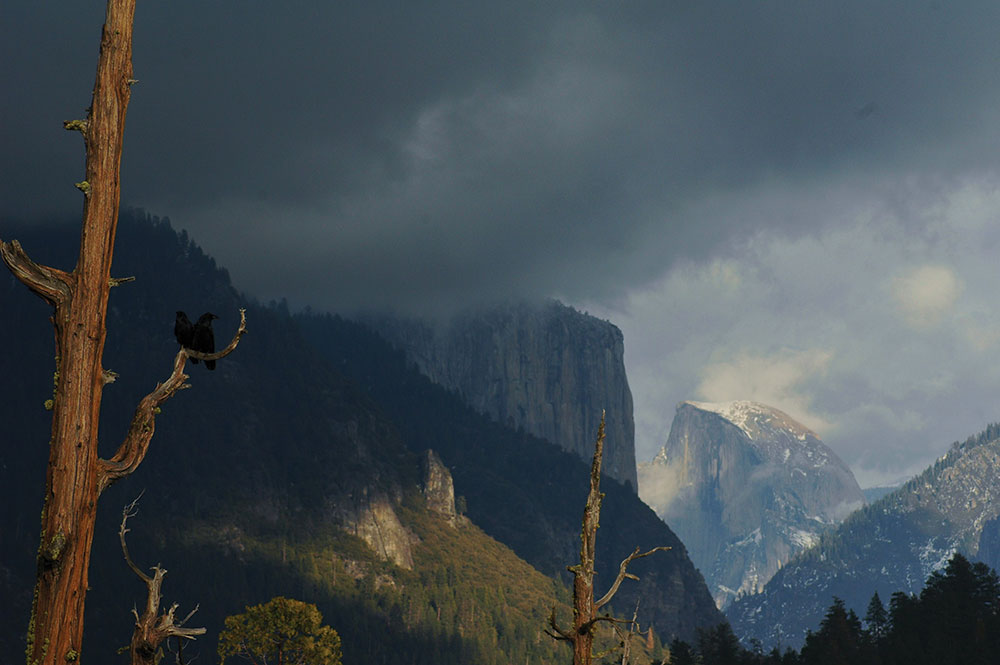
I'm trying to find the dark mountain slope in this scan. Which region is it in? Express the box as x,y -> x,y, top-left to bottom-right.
1,210 -> 720,662
0,212 -> 559,664
297,313 -> 724,639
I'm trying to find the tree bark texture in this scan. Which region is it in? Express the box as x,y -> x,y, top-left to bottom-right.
571,416 -> 605,665
20,3 -> 136,663
0,3 -> 242,663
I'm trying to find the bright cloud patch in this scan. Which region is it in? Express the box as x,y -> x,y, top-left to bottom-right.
892,265 -> 963,328
578,173 -> 1000,486
696,349 -> 835,436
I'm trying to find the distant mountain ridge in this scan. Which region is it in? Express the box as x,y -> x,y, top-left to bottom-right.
727,422 -> 1000,649
371,302 -> 638,490
639,401 -> 864,609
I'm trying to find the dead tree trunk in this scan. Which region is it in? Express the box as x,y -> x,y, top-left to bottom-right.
546,414 -> 669,665
0,3 -> 246,663
10,4 -> 137,662
119,499 -> 206,665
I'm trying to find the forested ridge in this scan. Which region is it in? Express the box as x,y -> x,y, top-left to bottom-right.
0,211 -> 701,663
665,552 -> 1000,665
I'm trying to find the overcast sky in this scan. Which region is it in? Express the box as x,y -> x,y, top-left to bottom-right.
4,2 -> 1000,487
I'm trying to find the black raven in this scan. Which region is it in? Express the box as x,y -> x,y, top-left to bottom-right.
191,312 -> 219,370
174,311 -> 195,361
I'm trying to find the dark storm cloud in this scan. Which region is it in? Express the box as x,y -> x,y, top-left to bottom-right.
4,1 -> 1000,312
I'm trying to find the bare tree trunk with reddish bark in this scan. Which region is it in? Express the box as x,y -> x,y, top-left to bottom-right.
546,415 -> 669,665
1,3 -> 246,663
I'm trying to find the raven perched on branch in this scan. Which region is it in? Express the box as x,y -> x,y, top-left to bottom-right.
192,312 -> 219,370
174,310 -> 219,370
174,311 -> 194,352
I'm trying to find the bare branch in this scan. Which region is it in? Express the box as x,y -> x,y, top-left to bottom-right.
158,602 -> 207,640
594,545 -> 671,610
176,604 -> 201,628
589,614 -> 637,627
0,239 -> 72,307
120,493 -> 150,583
546,606 -> 574,643
96,350 -> 190,493
166,633 -> 198,665
96,309 -> 247,493
616,600 -> 641,665
166,626 -> 207,640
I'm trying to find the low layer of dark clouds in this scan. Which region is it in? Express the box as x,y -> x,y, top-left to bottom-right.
5,1 -> 1000,312
8,2 -> 1000,481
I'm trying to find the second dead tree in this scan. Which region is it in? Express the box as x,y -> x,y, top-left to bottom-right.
546,415 -> 669,665
119,497 -> 206,665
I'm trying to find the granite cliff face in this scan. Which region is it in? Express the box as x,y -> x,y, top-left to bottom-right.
639,401 -> 864,608
373,300 -> 638,490
342,491 -> 417,569
727,423 -> 1000,649
341,450 -> 463,566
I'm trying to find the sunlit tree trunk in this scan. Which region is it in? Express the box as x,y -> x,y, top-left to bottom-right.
2,3 -> 245,662
14,3 -> 136,662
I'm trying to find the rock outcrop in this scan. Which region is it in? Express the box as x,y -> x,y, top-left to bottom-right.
372,300 -> 638,490
421,449 -> 459,527
727,423 -> 1000,649
343,492 -> 417,569
639,401 -> 864,608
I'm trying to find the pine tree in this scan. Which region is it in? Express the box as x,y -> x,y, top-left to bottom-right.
696,623 -> 742,665
864,591 -> 888,643
800,598 -> 867,665
917,552 -> 1000,665
665,638 -> 696,665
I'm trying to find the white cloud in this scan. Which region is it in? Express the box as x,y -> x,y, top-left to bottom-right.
695,349 -> 835,435
891,265 -> 963,328
578,173 -> 1000,486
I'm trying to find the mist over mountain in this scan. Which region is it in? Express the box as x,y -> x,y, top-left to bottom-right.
727,422 -> 1000,649
0,211 -> 722,661
639,401 -> 864,609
